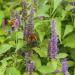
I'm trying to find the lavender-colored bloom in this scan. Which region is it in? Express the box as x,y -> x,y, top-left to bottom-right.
48,19 -> 58,59
24,10 -> 34,39
14,19 -> 19,30
61,58 -> 68,75
70,2 -> 75,6
21,0 -> 27,20
15,11 -> 20,25
26,61 -> 34,75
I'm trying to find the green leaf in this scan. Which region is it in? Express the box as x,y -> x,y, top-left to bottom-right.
38,60 -> 57,74
33,47 -> 47,57
67,61 -> 75,67
63,33 -> 75,48
70,50 -> 75,60
63,25 -> 73,37
61,10 -> 67,20
74,17 -> 75,28
56,18 -> 61,42
35,5 -> 49,17
51,59 -> 57,71
56,72 -> 64,75
0,37 -> 6,43
0,29 -> 7,35
5,67 -> 21,75
23,72 -> 39,75
53,0 -> 62,12
31,54 -> 41,69
47,60 -> 57,73
36,29 -> 45,43
16,40 -> 24,51
56,53 -> 68,59
0,60 -> 7,75
74,68 -> 75,75
8,41 -> 16,47
38,65 -> 51,74
0,44 -> 11,55
17,31 -> 23,39
0,10 -> 4,26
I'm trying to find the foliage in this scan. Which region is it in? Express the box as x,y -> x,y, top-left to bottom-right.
0,0 -> 75,75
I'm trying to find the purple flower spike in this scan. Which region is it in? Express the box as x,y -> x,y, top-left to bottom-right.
61,58 -> 68,75
14,19 -> 19,30
48,19 -> 58,59
26,61 -> 34,75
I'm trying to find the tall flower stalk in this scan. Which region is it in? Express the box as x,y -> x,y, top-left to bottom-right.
26,61 -> 34,75
22,0 -> 35,74
24,8 -> 34,40
48,19 -> 58,59
21,0 -> 27,21
61,58 -> 68,75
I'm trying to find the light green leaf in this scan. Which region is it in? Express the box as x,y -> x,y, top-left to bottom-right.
51,59 -> 57,71
53,0 -> 62,12
74,17 -> 75,28
0,60 -> 7,75
56,18 -> 61,42
56,53 -> 68,59
56,72 -> 64,75
47,60 -> 57,73
31,54 -> 41,69
74,68 -> 75,75
0,44 -> 12,55
5,67 -> 21,75
0,37 -> 6,43
0,10 -> 4,26
38,65 -> 51,74
17,31 -> 23,39
16,40 -> 24,51
70,50 -> 75,60
36,29 -> 45,43
67,61 -> 75,67
63,33 -> 75,48
63,25 -> 73,37
33,47 -> 47,57
35,5 -> 49,17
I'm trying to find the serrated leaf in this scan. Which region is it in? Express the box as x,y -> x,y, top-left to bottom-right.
53,0 -> 62,12
47,60 -> 57,73
5,67 -> 21,75
31,54 -> 41,69
63,25 -> 73,37
33,47 -> 47,57
63,33 -> 75,48
0,44 -> 11,55
35,5 -> 49,17
38,60 -> 57,74
67,61 -> 75,67
56,53 -> 68,59
38,65 -> 51,74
